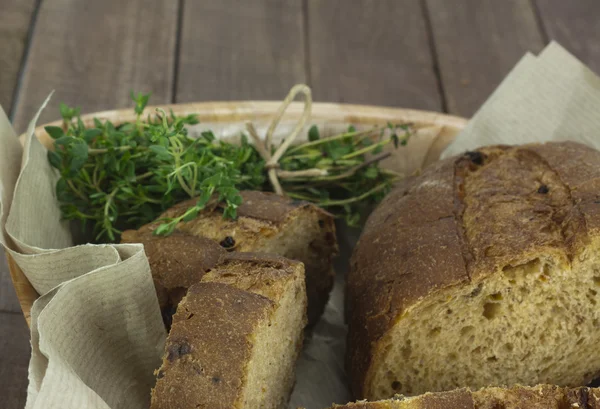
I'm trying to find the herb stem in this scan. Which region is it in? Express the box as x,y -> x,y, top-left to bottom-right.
67,180 -> 88,201
285,192 -> 319,201
88,146 -> 132,154
285,129 -> 375,155
341,138 -> 391,160
318,183 -> 388,207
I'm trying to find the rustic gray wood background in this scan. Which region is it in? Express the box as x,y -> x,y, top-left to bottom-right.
1,0 -> 599,407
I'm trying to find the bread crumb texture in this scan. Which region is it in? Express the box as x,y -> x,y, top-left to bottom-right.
349,142 -> 600,399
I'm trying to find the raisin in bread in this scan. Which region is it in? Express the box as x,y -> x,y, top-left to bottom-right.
124,190 -> 337,325
327,385 -> 600,409
348,142 -> 600,399
150,254 -> 306,409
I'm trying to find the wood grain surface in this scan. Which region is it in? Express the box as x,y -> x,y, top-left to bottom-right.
426,0 -> 545,116
0,312 -> 30,409
535,0 -> 600,75
307,0 -> 442,110
11,0 -> 178,133
176,0 -> 306,102
0,0 -> 36,116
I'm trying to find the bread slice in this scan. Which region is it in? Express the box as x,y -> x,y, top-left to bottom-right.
128,190 -> 337,325
120,229 -> 226,325
326,385 -> 600,409
348,142 -> 600,399
150,254 -> 307,409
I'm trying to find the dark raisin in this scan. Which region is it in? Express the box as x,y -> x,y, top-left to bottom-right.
470,283 -> 483,297
167,341 -> 192,361
537,184 -> 549,194
464,151 -> 486,165
156,370 -> 165,379
212,376 -> 221,384
318,219 -> 325,228
219,236 -> 235,248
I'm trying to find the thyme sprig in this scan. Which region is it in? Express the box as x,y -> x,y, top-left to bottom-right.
47,92 -> 410,243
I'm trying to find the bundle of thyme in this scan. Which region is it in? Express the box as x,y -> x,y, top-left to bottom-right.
47,91 -> 410,243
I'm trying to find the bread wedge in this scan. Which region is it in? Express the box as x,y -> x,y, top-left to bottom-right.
126,190 -> 337,325
327,385 -> 600,409
120,229 -> 226,325
348,142 -> 600,399
150,254 -> 307,409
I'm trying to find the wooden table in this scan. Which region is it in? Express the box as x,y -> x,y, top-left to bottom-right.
1,0 -> 599,407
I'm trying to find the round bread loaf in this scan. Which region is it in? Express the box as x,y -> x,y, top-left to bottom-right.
348,141 -> 600,399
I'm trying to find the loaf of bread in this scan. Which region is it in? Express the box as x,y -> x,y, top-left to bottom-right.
327,385 -> 600,409
124,190 -> 337,325
150,253 -> 307,409
348,142 -> 600,399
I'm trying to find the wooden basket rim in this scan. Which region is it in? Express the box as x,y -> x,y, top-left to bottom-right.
9,100 -> 468,326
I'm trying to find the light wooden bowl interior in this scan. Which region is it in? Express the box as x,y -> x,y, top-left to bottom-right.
9,101 -> 467,326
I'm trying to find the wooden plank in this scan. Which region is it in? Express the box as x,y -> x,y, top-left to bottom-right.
426,0 -> 545,116
176,0 -> 306,102
0,0 -> 32,312
12,0 -> 178,133
307,0 -> 441,110
0,250 -> 20,313
534,0 -> 600,75
0,312 -> 30,409
0,0 -> 36,116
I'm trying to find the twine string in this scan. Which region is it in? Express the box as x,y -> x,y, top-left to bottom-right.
246,84 -> 319,195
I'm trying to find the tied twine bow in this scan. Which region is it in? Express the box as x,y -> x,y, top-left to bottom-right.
245,84 -> 327,196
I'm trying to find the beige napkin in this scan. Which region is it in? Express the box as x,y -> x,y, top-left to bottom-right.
442,42 -> 600,158
0,100 -> 166,409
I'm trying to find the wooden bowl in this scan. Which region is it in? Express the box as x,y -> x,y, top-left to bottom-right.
9,101 -> 467,326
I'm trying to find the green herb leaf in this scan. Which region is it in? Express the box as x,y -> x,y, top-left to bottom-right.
48,151 -> 62,169
69,141 -> 89,173
308,125 -> 320,141
45,126 -> 64,140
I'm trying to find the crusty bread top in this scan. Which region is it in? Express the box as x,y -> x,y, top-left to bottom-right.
329,385 -> 600,409
120,229 -> 225,289
202,252 -> 305,304
160,190 -> 333,224
348,141 -> 600,396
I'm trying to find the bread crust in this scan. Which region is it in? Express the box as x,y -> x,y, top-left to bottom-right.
328,385 -> 600,409
150,282 -> 273,409
348,142 -> 600,398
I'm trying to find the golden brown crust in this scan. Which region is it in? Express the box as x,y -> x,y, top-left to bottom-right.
348,159 -> 469,396
161,190 -> 333,224
203,252 -> 306,307
150,282 -> 273,409
348,141 -> 600,398
121,230 -> 226,290
329,386 -> 600,409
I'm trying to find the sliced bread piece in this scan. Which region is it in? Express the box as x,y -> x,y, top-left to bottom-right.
327,385 -> 600,409
129,190 -> 337,325
348,142 -> 600,399
150,254 -> 307,409
120,229 -> 226,325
